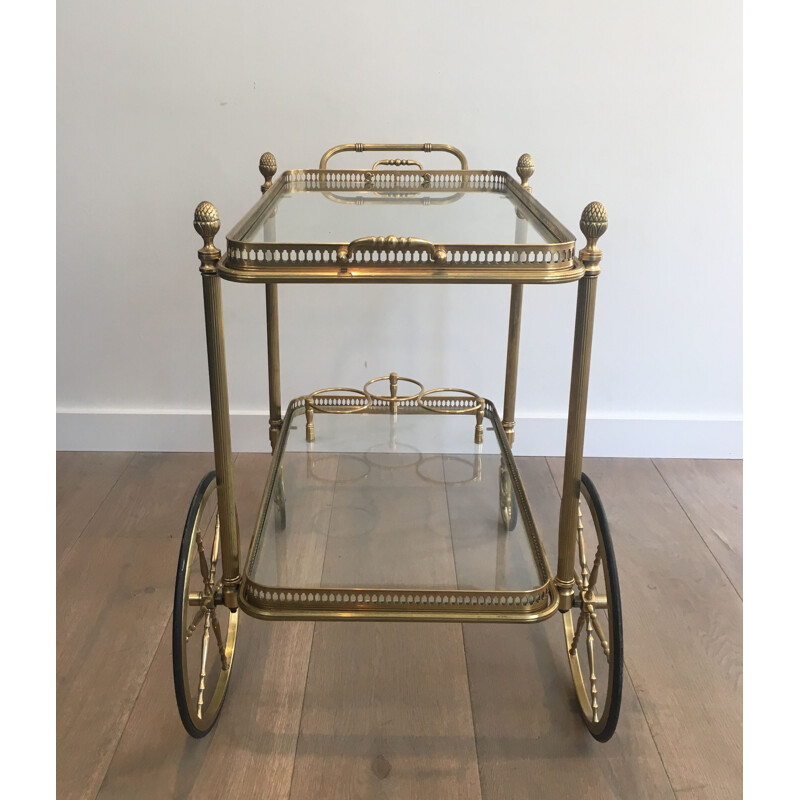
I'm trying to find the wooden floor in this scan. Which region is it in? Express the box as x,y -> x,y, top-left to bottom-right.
57,454 -> 742,800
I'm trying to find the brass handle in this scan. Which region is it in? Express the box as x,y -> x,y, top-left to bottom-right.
371,158 -> 424,171
337,236 -> 447,267
320,142 -> 469,170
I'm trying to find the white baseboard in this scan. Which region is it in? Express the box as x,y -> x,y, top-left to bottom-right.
56,409 -> 743,459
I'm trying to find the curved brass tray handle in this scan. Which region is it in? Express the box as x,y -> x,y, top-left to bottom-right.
337,236 -> 447,267
319,142 -> 469,170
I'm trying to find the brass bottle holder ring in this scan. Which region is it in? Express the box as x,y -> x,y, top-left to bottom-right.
304,388 -> 372,442
305,388 -> 372,413
363,373 -> 424,405
418,388 -> 486,444
303,376 -> 487,444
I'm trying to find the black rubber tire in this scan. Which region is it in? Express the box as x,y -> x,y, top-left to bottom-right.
570,473 -> 623,742
172,470 -> 235,738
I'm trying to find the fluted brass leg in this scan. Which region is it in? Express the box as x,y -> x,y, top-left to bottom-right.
555,202 -> 607,611
502,284 -> 523,448
266,283 -> 282,452
195,202 -> 240,608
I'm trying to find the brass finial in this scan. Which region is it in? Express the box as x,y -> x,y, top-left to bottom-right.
194,201 -> 221,271
259,152 -> 277,192
516,153 -> 535,189
194,201 -> 219,247
579,201 -> 608,268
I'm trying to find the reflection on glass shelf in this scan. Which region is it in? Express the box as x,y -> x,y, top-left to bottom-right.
242,188 -> 552,245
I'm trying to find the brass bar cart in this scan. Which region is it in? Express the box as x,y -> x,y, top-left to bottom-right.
174,143 -> 621,742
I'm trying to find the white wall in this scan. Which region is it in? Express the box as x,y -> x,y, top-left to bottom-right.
57,0 -> 742,457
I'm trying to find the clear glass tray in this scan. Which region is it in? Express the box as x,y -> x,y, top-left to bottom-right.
220,169 -> 580,285
241,392 -> 555,621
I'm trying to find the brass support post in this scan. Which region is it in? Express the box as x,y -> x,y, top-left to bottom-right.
305,397 -> 315,442
266,283 -> 282,451
260,154 -> 282,452
502,156 -> 534,449
502,283 -> 523,447
555,202 -> 607,612
474,398 -> 485,445
389,371 -> 399,416
195,202 -> 240,609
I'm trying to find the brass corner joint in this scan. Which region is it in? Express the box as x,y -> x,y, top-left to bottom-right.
194,201 -> 221,274
578,201 -> 608,276
269,417 -> 283,451
259,152 -> 277,193
554,576 -> 576,612
222,576 -> 240,610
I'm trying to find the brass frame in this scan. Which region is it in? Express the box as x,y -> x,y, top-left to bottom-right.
193,142 -> 607,627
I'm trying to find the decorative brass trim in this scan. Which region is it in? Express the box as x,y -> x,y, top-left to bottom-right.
371,158 -> 424,170
240,583 -> 559,623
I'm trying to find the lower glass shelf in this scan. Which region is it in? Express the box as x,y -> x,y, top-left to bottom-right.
241,388 -> 556,621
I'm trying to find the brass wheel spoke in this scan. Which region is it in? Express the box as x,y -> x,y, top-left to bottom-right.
195,529 -> 212,592
209,608 -> 229,670
587,604 -> 611,661
569,609 -> 587,655
577,509 -> 589,590
586,545 -> 603,597
185,606 -> 205,641
586,615 -> 599,723
196,610 -> 212,719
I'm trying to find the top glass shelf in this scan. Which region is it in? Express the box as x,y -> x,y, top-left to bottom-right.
239,179 -> 553,245
220,169 -> 582,285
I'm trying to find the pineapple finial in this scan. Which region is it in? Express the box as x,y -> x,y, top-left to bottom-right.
259,152 -> 277,193
516,153 -> 535,189
578,202 -> 608,268
194,201 -> 221,271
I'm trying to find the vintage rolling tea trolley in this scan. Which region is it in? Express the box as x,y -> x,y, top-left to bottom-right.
174,142 -> 622,742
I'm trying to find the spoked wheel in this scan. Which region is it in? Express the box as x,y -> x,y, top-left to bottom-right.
173,471 -> 238,738
562,473 -> 623,741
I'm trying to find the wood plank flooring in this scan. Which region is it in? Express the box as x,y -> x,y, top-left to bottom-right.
57,454 -> 743,800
